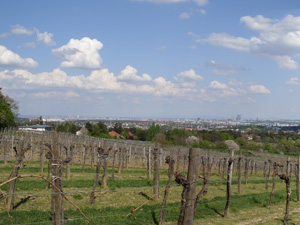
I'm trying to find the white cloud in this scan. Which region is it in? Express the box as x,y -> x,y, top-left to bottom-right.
199,33 -> 251,52
0,45 -> 38,68
0,32 -> 10,38
180,7 -> 207,19
10,25 -> 33,35
117,65 -> 152,82
180,12 -> 192,19
34,28 -> 56,46
199,15 -> 300,70
286,77 -> 300,85
134,0 -> 209,5
153,77 -> 181,96
211,70 -> 238,76
134,0 -> 188,3
1,25 -> 56,46
229,79 -> 243,86
86,69 -> 121,90
240,15 -> 275,31
206,60 -> 246,75
174,69 -> 203,88
249,84 -> 271,94
177,69 -> 203,81
198,81 -> 242,101
206,60 -> 246,70
193,0 -> 209,6
0,66 -> 182,97
157,45 -> 167,50
52,37 -> 103,69
209,81 -> 229,89
272,55 -> 298,70
188,31 -> 200,38
198,9 -> 206,15
32,91 -> 80,99
23,42 -> 36,48
0,64 -> 264,104
246,97 -> 256,103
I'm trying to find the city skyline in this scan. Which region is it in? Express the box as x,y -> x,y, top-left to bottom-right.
1,0 -> 300,119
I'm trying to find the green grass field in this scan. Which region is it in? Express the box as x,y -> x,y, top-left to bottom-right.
0,161 -> 299,224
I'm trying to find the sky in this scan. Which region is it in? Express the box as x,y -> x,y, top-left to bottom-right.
1,0 -> 300,119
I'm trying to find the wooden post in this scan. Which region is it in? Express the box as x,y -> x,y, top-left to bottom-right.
182,148 -> 200,225
142,147 -> 146,168
101,148 -> 109,189
265,160 -> 272,191
244,154 -> 249,185
82,145 -> 87,172
118,147 -> 122,174
238,150 -> 242,194
65,143 -> 73,181
222,157 -> 227,179
112,149 -> 117,180
176,149 -> 180,172
269,162 -> 278,207
91,146 -> 95,168
147,146 -> 152,179
224,149 -> 234,218
153,146 -> 160,200
40,144 -> 44,173
297,156 -> 300,201
51,132 -> 64,225
4,135 -> 7,165
125,146 -> 129,169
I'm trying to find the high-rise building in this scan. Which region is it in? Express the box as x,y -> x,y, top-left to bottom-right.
236,114 -> 242,121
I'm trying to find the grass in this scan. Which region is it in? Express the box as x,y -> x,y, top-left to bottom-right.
0,161 -> 299,224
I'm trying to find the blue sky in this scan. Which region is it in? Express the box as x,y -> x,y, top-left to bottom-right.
1,0 -> 300,119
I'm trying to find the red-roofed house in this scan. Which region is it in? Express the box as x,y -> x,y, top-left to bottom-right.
109,131 -> 123,139
128,131 -> 134,140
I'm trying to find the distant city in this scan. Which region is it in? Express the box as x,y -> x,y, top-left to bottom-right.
19,114 -> 300,132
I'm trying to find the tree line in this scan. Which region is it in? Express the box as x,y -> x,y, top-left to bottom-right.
53,121 -> 300,155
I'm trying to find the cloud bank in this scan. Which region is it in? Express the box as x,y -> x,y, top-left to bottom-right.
199,15 -> 300,70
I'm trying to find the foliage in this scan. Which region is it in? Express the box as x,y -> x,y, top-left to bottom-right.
146,123 -> 160,141
85,121 -> 109,138
56,122 -> 78,134
0,88 -> 17,129
113,122 -> 123,134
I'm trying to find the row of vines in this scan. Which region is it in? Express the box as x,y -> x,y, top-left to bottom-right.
0,128 -> 299,224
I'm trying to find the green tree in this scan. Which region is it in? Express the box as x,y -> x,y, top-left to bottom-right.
295,139 -> 300,147
220,132 -> 233,141
136,129 -> 147,141
56,122 -> 78,134
85,122 -> 93,133
0,89 -> 17,129
146,123 -> 160,141
113,122 -> 123,134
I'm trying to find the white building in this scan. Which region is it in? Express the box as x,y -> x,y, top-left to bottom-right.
19,125 -> 53,132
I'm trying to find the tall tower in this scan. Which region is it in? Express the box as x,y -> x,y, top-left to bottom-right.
236,114 -> 241,121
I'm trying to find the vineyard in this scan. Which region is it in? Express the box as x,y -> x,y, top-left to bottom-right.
1,129 -> 300,224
